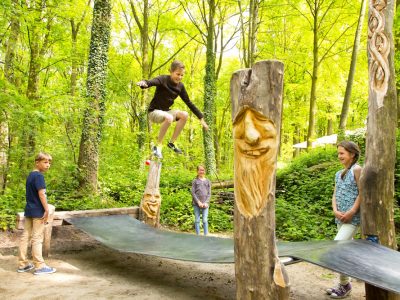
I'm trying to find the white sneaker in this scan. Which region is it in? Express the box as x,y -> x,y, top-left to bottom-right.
152,146 -> 162,159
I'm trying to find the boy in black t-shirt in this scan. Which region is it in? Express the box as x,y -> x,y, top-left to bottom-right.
137,60 -> 209,158
17,152 -> 56,275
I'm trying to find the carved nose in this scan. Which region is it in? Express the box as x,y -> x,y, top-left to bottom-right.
244,120 -> 260,146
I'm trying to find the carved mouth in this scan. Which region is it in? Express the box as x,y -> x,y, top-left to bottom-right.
241,147 -> 269,158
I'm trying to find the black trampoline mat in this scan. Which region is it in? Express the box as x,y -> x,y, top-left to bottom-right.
67,215 -> 400,294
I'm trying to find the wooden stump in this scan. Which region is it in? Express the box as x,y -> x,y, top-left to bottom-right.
140,160 -> 162,227
230,60 -> 290,299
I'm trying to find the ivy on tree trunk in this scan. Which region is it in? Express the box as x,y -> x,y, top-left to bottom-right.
77,0 -> 112,193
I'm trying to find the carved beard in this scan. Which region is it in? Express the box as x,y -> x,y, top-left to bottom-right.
142,191 -> 161,219
234,148 -> 274,218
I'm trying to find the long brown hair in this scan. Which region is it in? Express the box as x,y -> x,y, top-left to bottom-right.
337,140 -> 360,179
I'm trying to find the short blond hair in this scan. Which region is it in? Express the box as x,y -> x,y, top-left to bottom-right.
35,152 -> 52,162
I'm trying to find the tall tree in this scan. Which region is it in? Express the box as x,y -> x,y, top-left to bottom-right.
338,0 -> 367,134
179,0 -> 217,173
22,0 -> 54,158
360,0 -> 399,299
292,0 -> 356,148
128,0 -> 149,150
237,0 -> 262,68
1,0 -> 20,191
77,0 -> 112,193
203,0 -> 217,174
4,0 -> 21,87
70,0 -> 92,97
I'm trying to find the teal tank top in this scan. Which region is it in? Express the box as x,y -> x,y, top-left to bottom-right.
334,164 -> 360,226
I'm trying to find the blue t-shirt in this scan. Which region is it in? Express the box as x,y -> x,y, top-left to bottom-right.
25,171 -> 46,218
334,164 -> 360,225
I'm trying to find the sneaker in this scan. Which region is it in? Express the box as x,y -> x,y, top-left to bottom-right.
326,284 -> 341,295
330,283 -> 352,299
17,263 -> 34,273
152,146 -> 162,159
34,266 -> 56,275
167,142 -> 183,154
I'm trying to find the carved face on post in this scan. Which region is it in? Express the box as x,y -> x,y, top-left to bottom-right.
233,107 -> 278,218
141,189 -> 161,219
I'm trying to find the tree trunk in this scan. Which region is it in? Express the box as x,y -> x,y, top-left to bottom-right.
230,60 -> 289,299
396,0 -> 400,125
238,0 -> 260,68
70,21 -> 80,97
0,112 -> 9,193
327,118 -> 333,135
248,0 -> 259,67
2,0 -> 20,191
77,0 -> 112,193
130,0 -> 150,151
24,3 -> 52,160
360,1 -> 399,299
339,0 -> 367,131
203,0 -> 217,175
307,6 -> 319,149
139,161 -> 162,227
139,0 -> 149,151
4,0 -> 20,87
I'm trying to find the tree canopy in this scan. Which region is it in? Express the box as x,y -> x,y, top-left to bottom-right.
0,0 -> 377,216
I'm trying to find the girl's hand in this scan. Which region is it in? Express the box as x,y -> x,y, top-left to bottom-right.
200,119 -> 209,131
341,210 -> 355,223
136,80 -> 148,88
334,210 -> 344,220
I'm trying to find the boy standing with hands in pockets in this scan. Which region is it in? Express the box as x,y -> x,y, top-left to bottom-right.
137,60 -> 209,159
17,152 -> 56,275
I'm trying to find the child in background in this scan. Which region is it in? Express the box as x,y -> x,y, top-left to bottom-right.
191,165 -> 211,235
326,141 -> 362,299
137,60 -> 209,159
17,152 -> 56,275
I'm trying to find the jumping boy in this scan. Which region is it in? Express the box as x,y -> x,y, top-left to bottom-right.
137,60 -> 209,159
17,152 -> 56,275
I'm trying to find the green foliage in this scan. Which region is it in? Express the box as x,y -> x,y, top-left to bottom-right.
0,193 -> 24,230
161,187 -> 194,231
276,147 -> 339,240
159,173 -> 233,233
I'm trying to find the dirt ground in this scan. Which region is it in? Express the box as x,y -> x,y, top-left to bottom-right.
0,225 -> 366,300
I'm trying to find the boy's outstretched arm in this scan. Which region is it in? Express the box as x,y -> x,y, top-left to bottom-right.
136,80 -> 148,88
200,118 -> 209,131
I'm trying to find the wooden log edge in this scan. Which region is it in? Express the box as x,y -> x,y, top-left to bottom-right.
16,206 -> 140,230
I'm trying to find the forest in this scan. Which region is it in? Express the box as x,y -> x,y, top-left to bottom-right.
0,0 -> 399,242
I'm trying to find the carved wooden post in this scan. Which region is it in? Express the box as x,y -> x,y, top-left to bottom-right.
140,161 -> 162,227
230,60 -> 289,299
361,1 -> 399,299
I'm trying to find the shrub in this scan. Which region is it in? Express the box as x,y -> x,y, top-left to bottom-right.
276,147 -> 339,240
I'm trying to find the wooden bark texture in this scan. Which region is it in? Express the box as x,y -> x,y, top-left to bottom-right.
362,1 -> 399,299
140,161 -> 162,228
231,60 -> 289,299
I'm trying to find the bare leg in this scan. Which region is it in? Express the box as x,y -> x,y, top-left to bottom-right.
157,114 -> 173,144
170,111 -> 188,143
